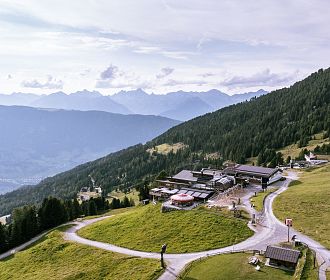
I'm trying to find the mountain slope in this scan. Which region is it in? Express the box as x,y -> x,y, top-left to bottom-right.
0,89 -> 266,121
0,93 -> 40,106
160,96 -> 213,121
0,68 -> 329,215
31,90 -> 131,114
0,106 -> 179,195
112,88 -> 266,120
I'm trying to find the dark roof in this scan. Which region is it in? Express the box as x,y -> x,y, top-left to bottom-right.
225,164 -> 278,178
265,246 -> 300,264
172,170 -> 197,182
192,169 -> 222,177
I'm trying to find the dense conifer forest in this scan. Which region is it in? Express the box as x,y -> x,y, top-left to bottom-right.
0,68 -> 329,216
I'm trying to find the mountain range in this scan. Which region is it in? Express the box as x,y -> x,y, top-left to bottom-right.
0,106 -> 179,194
0,89 -> 267,121
0,68 -> 328,216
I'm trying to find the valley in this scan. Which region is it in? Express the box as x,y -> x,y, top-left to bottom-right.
0,106 -> 179,193
1,68 -> 329,216
0,66 -> 329,280
1,2 -> 329,279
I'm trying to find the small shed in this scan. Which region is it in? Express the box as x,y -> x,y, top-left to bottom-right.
265,246 -> 300,270
142,199 -> 150,205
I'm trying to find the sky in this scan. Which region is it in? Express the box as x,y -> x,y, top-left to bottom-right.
0,0 -> 329,95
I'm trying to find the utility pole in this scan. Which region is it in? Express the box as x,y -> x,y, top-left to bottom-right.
160,244 -> 167,268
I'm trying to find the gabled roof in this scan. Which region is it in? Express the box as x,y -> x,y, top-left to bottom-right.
172,170 -> 197,182
265,246 -> 300,264
224,164 -> 279,178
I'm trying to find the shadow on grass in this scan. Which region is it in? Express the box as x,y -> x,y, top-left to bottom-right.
289,180 -> 302,187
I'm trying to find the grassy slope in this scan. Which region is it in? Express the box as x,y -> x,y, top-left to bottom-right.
108,188 -> 140,205
278,132 -> 330,160
0,226 -> 162,280
247,132 -> 330,164
300,248 -> 319,280
274,164 -> 330,249
78,204 -> 253,253
146,142 -> 187,155
181,253 -> 293,280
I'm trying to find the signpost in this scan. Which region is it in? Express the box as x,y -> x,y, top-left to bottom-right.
285,218 -> 293,242
160,244 -> 167,268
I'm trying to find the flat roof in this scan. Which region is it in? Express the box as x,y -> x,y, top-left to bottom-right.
178,189 -> 187,194
160,188 -> 179,194
199,193 -> 209,199
265,246 -> 300,264
192,192 -> 202,198
181,187 -> 213,195
192,169 -> 222,177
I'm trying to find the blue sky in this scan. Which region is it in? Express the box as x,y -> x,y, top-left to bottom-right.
0,0 -> 329,95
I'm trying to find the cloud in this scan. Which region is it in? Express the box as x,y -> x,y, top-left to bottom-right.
79,69 -> 91,77
133,46 -> 162,54
221,69 -> 298,88
156,67 -> 174,79
96,64 -> 121,88
133,46 -> 190,60
163,79 -> 208,87
21,75 -> 64,89
96,64 -> 152,89
197,36 -> 211,51
200,72 -> 215,78
100,64 -> 119,80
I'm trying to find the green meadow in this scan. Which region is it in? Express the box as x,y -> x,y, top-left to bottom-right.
181,253 -> 294,280
274,164 -> 330,249
79,204 -> 253,253
0,226 -> 162,280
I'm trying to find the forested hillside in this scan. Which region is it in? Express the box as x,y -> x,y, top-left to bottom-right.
0,68 -> 329,215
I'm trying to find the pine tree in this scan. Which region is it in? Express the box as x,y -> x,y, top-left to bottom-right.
39,197 -> 68,230
121,196 -> 130,208
72,198 -> 82,219
88,199 -> 97,216
0,223 -> 7,253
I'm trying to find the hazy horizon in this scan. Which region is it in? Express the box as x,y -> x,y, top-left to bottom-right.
0,87 -> 267,96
